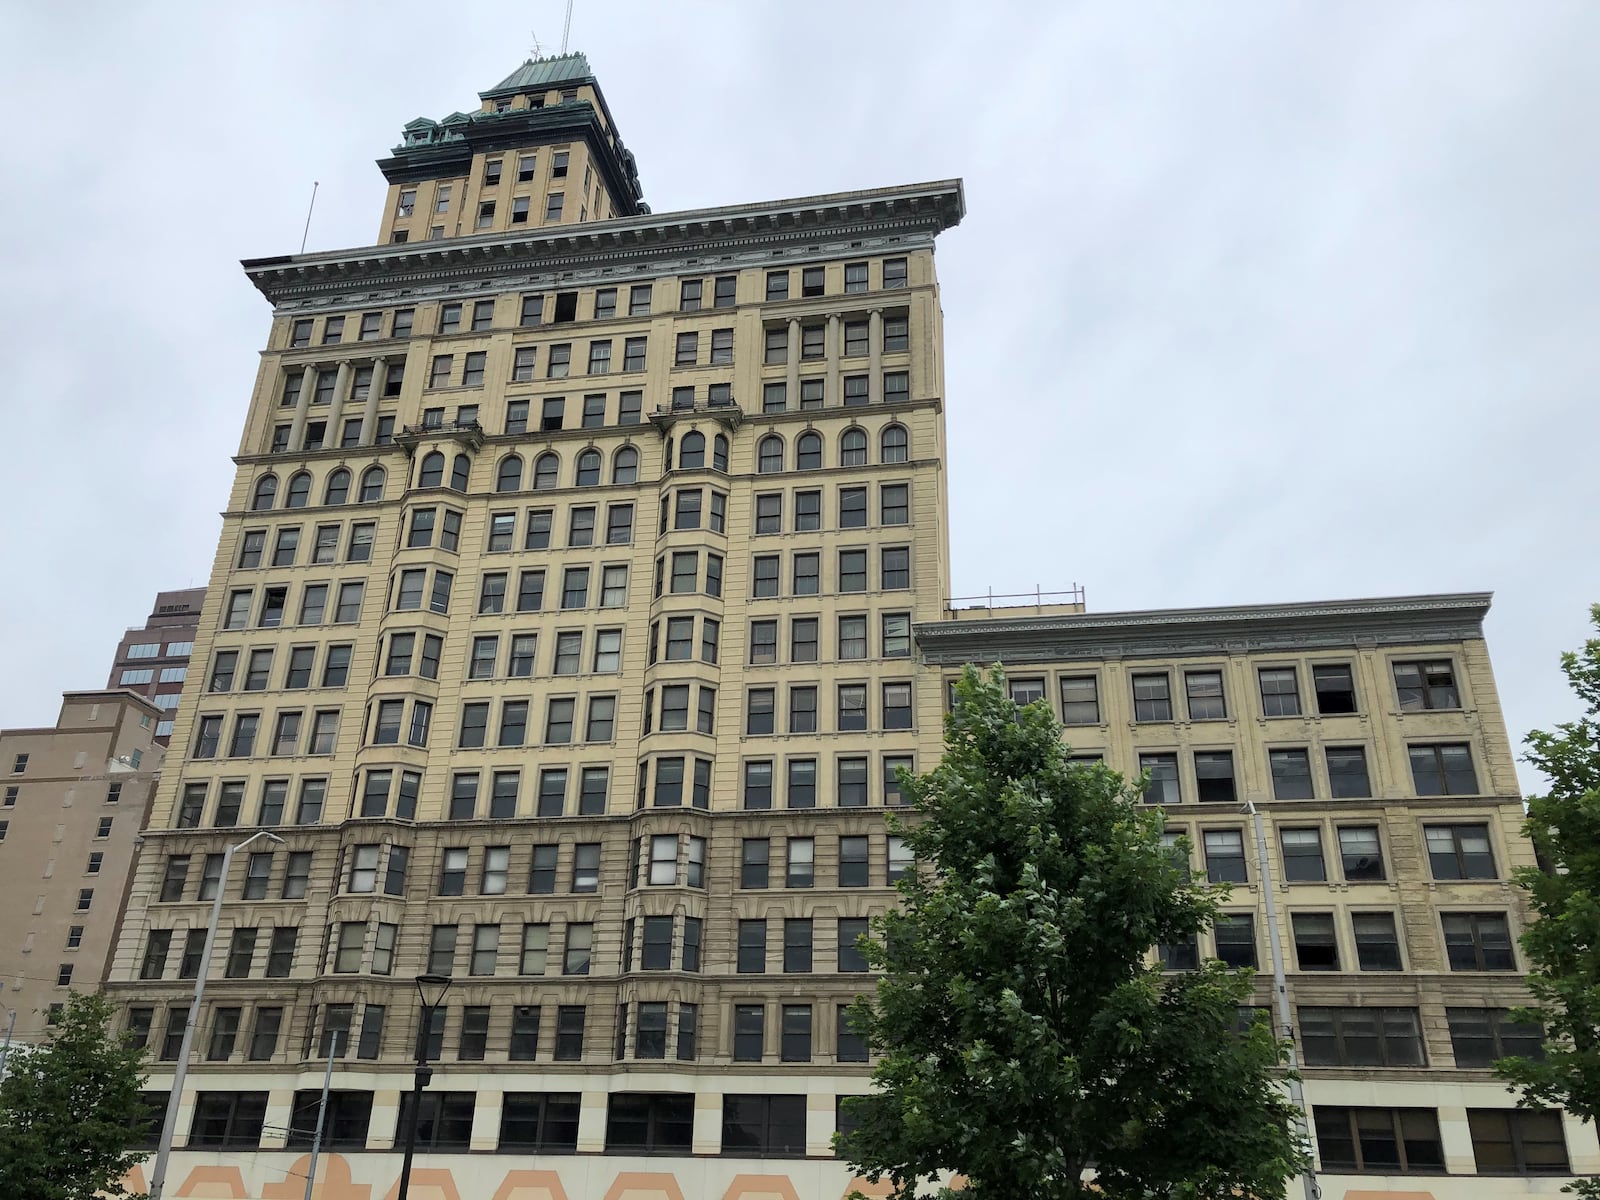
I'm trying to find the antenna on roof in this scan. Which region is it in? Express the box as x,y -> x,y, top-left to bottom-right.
299,181 -> 319,255
560,0 -> 574,53
529,31 -> 544,58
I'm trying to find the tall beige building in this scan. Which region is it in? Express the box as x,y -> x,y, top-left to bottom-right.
1,691 -> 162,1047
101,53 -> 1575,1200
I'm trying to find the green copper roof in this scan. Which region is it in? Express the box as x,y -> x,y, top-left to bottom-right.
482,53 -> 592,98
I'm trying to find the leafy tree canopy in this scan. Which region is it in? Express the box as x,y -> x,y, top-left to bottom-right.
1500,604 -> 1600,1198
0,990 -> 150,1200
839,666 -> 1307,1199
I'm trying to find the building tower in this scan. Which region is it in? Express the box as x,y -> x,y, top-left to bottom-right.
106,588 -> 205,745
106,52 -> 964,1198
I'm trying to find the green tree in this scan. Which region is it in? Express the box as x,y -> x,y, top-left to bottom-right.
1499,604 -> 1600,1197
0,991 -> 150,1200
839,666 -> 1308,1200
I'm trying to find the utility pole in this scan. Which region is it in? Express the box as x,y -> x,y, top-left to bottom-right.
302,1029 -> 343,1200
1244,798 -> 1321,1200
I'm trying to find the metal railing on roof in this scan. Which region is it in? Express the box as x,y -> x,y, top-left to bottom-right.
946,585 -> 1087,610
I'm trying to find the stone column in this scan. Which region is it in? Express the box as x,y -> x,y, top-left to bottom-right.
869,308 -> 884,404
324,361 -> 353,448
287,364 -> 317,451
359,358 -> 387,446
785,318 -> 800,408
825,313 -> 841,407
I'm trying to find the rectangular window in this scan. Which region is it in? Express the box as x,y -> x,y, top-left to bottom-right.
1132,673 -> 1172,722
1184,670 -> 1226,719
1350,915 -> 1401,972
839,835 -> 870,887
554,1006 -> 585,1060
1258,667 -> 1301,716
1280,828 -> 1326,882
1394,659 -> 1460,710
1469,1108 -> 1569,1175
732,1005 -> 765,1063
1140,753 -> 1179,806
1338,826 -> 1386,881
738,919 -> 767,974
1213,913 -> 1256,969
1194,751 -> 1236,804
780,1004 -> 812,1061
1409,743 -> 1480,796
1443,912 -> 1516,970
1447,1008 -> 1546,1068
1313,664 -> 1358,713
1292,912 -> 1340,971
1203,830 -> 1246,883
838,684 -> 868,731
1269,749 -> 1315,800
1327,746 -> 1372,798
723,1094 -> 807,1157
1300,1007 -> 1425,1067
744,760 -> 773,810
882,682 -> 912,730
1425,823 -> 1496,880
1313,1107 -> 1443,1173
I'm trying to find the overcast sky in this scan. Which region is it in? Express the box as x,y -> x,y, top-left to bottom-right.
2,2 -> 1594,789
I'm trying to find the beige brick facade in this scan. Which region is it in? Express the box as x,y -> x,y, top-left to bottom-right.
0,691 -> 162,1045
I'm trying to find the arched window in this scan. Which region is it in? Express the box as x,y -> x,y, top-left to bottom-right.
713,434 -> 729,472
359,465 -> 386,502
679,431 -> 705,470
840,427 -> 868,467
450,454 -> 471,492
757,435 -> 784,474
533,452 -> 559,490
576,450 -> 602,487
250,474 -> 278,511
796,432 -> 823,471
496,455 -> 523,493
322,468 -> 351,506
417,451 -> 445,489
285,471 -> 312,508
612,446 -> 639,485
881,423 -> 909,463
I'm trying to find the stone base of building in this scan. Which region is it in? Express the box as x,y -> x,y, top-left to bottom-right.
120,1153 -> 1585,1200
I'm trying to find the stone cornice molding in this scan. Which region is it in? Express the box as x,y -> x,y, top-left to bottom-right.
914,593 -> 1494,664
242,180 -> 965,309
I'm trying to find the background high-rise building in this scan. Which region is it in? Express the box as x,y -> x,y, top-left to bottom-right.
105,588 -> 205,745
97,53 -> 1585,1199
0,691 -> 162,1047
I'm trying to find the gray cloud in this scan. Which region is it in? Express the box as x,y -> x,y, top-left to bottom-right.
1,1 -> 1594,790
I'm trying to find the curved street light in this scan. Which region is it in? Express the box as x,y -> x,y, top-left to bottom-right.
148,828 -> 285,1200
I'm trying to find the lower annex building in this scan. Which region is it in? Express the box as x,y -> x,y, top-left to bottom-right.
98,52 -> 1579,1200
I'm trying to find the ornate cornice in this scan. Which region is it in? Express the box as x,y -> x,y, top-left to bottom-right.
241,180 -> 965,310
914,593 -> 1494,665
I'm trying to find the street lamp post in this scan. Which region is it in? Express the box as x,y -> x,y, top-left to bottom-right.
395,973 -> 453,1200
147,829 -> 285,1200
1243,798 -> 1320,1200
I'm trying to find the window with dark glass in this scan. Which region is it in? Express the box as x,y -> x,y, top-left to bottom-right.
1292,912 -> 1339,971
1312,664 -> 1357,714
1312,1106 -> 1442,1173
1132,673 -> 1172,722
